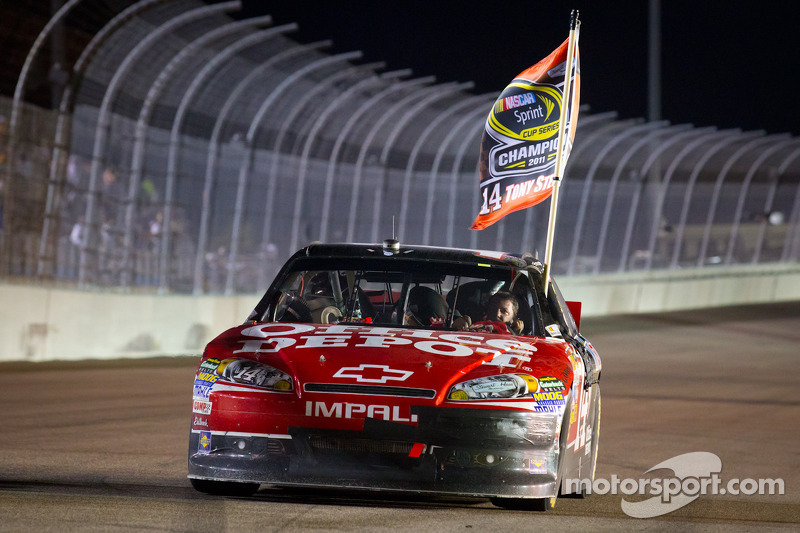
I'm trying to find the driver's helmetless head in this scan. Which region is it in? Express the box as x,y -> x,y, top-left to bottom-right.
485,291 -> 518,325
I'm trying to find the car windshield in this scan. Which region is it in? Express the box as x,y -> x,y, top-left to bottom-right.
258,257 -> 542,336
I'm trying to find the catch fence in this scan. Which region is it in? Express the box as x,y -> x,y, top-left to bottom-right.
1,0 -> 798,294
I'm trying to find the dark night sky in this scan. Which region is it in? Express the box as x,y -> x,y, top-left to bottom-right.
245,0 -> 800,136
2,1 -> 797,136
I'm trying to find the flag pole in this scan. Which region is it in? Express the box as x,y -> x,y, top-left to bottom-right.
543,10 -> 580,296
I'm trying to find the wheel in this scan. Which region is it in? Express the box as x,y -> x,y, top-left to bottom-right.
532,496 -> 557,511
590,388 -> 601,480
190,478 -> 259,497
561,385 -> 601,500
490,495 -> 556,511
561,486 -> 588,499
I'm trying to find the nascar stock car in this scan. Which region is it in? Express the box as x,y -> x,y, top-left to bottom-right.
188,241 -> 601,511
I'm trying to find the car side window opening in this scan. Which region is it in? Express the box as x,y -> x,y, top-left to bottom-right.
547,279 -> 579,338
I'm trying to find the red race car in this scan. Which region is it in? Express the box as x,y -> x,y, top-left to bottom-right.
188,241 -> 601,511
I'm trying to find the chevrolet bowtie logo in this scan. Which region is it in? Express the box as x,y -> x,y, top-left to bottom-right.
333,364 -> 413,384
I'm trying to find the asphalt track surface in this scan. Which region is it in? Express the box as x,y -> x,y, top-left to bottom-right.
1,301 -> 798,532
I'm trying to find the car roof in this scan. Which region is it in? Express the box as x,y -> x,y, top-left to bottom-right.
297,242 -> 539,271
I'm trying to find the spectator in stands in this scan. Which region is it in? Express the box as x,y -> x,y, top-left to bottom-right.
205,246 -> 228,293
149,211 -> 162,253
70,216 -> 86,248
101,165 -> 120,221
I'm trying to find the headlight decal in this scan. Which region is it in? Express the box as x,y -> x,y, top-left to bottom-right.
219,358 -> 294,391
195,356 -> 294,393
447,373 -> 533,400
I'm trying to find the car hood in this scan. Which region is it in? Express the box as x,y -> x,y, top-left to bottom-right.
204,322 -> 576,403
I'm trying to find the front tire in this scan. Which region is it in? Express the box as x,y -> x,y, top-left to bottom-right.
190,478 -> 259,497
490,495 -> 556,511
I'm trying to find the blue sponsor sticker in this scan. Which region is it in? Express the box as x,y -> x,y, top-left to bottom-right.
534,399 -> 565,406
193,380 -> 213,400
524,457 -> 548,474
532,390 -> 565,406
193,370 -> 220,399
198,431 -> 211,454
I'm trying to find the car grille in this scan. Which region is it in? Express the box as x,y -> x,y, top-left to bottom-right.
265,439 -> 285,454
309,436 -> 413,454
304,383 -> 436,398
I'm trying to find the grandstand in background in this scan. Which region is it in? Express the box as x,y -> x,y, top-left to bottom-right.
1,0 -> 798,295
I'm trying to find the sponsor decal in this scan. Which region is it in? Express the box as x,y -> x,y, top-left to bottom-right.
567,366 -> 590,454
499,91 -> 538,112
545,324 -> 562,337
533,404 -> 561,413
193,383 -> 212,400
193,370 -> 219,400
193,382 -> 213,400
305,400 -> 418,423
236,324 -> 537,367
193,399 -> 212,415
538,376 -> 566,392
199,358 -> 222,373
198,431 -> 211,454
196,371 -> 218,384
193,416 -> 209,427
561,364 -> 573,386
333,364 -> 413,384
524,457 -> 548,474
532,391 -> 565,405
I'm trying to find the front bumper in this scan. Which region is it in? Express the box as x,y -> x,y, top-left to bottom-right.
188,407 -> 561,498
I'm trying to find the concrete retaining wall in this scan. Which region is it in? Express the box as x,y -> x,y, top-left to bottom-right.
0,286 -> 258,362
557,263 -> 800,316
2,263 -> 799,362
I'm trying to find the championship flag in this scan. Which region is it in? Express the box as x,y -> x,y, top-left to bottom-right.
471,15 -> 580,231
